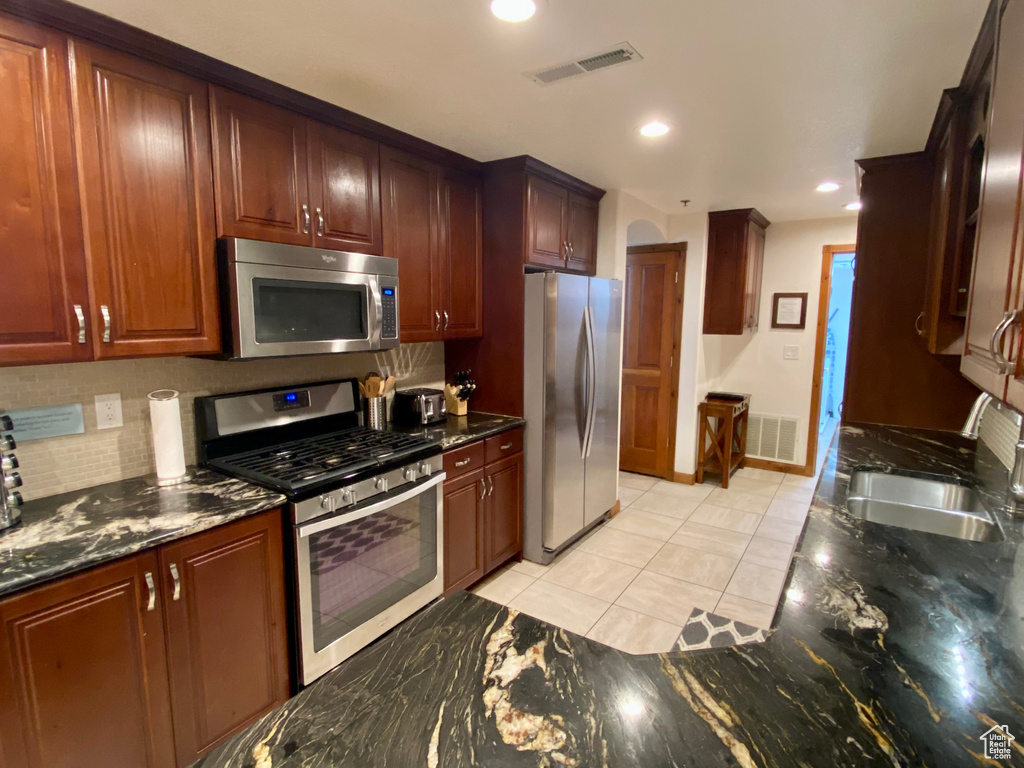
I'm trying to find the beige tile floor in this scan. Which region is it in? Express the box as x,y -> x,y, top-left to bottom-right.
471,465 -> 820,655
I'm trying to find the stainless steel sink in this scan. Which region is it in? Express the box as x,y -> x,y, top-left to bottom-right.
846,471 -> 1004,543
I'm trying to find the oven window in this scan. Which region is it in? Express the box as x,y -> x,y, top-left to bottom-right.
308,487 -> 438,652
252,278 -> 367,344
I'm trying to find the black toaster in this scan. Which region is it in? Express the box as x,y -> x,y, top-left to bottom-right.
392,388 -> 447,425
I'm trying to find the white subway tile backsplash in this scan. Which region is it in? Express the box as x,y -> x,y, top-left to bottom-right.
0,344 -> 444,500
979,400 -> 1022,470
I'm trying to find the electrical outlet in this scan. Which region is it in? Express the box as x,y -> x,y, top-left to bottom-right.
783,345 -> 800,360
95,393 -> 123,429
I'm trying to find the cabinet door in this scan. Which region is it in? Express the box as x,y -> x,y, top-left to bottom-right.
210,86 -> 311,246
71,41 -> 221,358
566,193 -> 599,275
526,174 -> 568,269
745,223 -> 766,331
0,16 -> 91,366
307,122 -> 383,254
440,169 -> 483,338
159,511 -> 289,766
443,467 -> 485,594
961,0 -> 1024,397
0,553 -> 175,768
484,452 -> 524,571
381,146 -> 442,342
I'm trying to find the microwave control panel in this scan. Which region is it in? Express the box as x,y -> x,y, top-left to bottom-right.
381,286 -> 398,339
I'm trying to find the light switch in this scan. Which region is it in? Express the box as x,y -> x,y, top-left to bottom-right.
783,345 -> 800,360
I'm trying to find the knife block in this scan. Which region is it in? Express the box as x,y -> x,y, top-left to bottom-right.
444,384 -> 468,416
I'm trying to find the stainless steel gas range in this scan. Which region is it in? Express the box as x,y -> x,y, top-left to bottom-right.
195,379 -> 444,685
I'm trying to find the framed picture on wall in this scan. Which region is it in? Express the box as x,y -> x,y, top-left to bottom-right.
771,293 -> 808,329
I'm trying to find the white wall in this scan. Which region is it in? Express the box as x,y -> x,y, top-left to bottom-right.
700,217 -> 858,466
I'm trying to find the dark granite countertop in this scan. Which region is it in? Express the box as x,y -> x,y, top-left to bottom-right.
195,423 -> 1024,768
388,411 -> 525,451
0,469 -> 285,598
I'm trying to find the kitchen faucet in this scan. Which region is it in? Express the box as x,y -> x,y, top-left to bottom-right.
961,392 -> 992,439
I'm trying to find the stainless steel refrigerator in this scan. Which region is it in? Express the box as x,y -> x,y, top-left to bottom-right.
523,272 -> 623,564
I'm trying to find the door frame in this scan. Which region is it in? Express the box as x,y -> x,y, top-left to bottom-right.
807,243 -> 857,473
623,242 -> 687,480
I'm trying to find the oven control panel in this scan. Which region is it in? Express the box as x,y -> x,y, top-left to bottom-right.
380,286 -> 398,339
272,389 -> 311,412
295,453 -> 443,523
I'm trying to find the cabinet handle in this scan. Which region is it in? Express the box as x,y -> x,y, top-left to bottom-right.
316,207 -> 324,236
435,310 -> 441,332
144,571 -> 156,612
455,457 -> 471,467
914,312 -> 924,337
100,305 -> 111,343
302,204 -> 310,234
443,310 -> 449,331
169,563 -> 181,601
487,477 -> 494,496
990,309 -> 1022,374
478,479 -> 486,499
568,242 -> 574,259
73,304 -> 86,344
500,442 -> 513,451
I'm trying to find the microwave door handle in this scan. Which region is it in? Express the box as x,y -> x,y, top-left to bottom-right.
369,277 -> 384,344
298,472 -> 446,538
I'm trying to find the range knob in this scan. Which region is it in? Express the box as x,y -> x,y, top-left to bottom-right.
1,455 -> 18,472
0,415 -> 12,432
319,494 -> 334,512
339,488 -> 355,506
3,472 -> 22,491
418,462 -> 432,477
403,467 -> 417,482
374,477 -> 388,493
0,435 -> 14,451
5,491 -> 21,508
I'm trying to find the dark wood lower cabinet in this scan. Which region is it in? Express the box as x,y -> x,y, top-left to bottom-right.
0,509 -> 288,768
160,512 -> 289,766
0,552 -> 176,768
442,432 -> 524,595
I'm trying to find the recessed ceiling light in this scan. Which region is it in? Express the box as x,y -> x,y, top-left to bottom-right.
491,0 -> 535,22
816,181 -> 840,192
845,201 -> 862,211
639,121 -> 670,137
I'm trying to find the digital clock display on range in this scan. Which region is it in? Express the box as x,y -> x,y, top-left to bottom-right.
272,389 -> 310,411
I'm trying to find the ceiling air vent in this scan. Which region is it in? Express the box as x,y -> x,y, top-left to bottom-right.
525,42 -> 643,87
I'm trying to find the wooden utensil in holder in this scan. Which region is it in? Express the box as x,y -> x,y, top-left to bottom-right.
445,384 -> 468,416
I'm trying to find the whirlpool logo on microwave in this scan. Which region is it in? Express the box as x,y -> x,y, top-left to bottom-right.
320,253 -> 338,264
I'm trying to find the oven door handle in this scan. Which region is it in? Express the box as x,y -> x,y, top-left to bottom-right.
297,472 -> 446,538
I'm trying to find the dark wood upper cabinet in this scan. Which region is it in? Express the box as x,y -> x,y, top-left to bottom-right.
381,145 -> 442,342
160,511 -> 289,766
307,121 -> 383,254
71,41 -> 221,358
484,450 -> 524,572
0,14 -> 90,366
703,208 -> 770,335
527,175 -> 569,269
440,168 -> 483,338
566,193 -> 599,274
210,86 -> 310,246
0,552 -> 176,768
442,467 -> 486,594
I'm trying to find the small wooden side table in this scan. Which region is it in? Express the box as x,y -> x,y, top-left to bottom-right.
696,395 -> 751,489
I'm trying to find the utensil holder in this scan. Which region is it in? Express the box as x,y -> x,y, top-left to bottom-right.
364,395 -> 387,430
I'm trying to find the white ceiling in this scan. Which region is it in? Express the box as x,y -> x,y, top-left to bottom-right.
70,0 -> 987,221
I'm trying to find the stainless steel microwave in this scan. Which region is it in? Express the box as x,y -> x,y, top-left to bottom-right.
218,238 -> 399,359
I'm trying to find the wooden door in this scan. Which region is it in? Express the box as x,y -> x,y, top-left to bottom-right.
71,41 -> 221,358
210,86 -> 311,246
439,169 -> 483,338
484,452 -> 523,571
381,146 -> 441,342
442,468 -> 485,594
0,16 -> 91,366
526,175 -> 568,269
620,248 -> 683,477
0,553 -> 175,768
160,511 -> 289,766
962,0 -> 1024,398
307,122 -> 383,254
566,193 -> 599,275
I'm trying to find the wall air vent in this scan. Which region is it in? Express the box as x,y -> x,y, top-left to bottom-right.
746,413 -> 800,464
524,42 -> 643,87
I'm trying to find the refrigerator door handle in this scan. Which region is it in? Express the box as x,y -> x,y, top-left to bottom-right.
583,305 -> 598,458
574,313 -> 589,456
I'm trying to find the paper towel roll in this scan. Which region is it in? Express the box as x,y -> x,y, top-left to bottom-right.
148,390 -> 187,481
